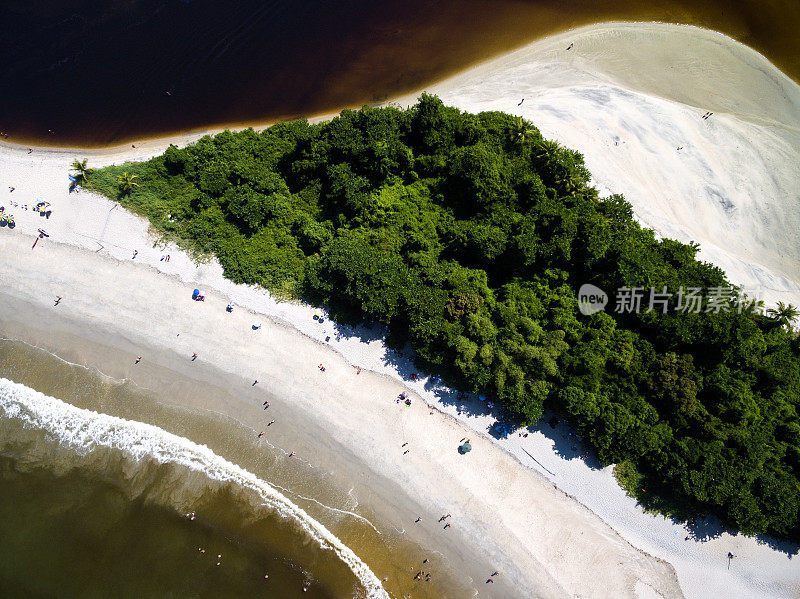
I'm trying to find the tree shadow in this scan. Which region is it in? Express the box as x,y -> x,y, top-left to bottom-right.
310,308 -> 800,556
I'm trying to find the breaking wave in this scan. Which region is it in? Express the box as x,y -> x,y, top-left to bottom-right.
0,376 -> 389,599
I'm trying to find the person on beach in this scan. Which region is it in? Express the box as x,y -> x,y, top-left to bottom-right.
54,296 -> 61,306
135,355 -> 142,364
166,255 -> 170,262
132,250 -> 138,259
253,379 -> 258,386
268,419 -> 275,426
517,98 -> 524,106
191,352 -> 198,361
289,452 -> 295,457
258,431 -> 264,438
443,523 -> 450,529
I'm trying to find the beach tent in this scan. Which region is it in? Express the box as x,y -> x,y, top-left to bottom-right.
459,442 -> 472,454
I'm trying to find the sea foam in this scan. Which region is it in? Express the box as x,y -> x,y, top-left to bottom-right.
0,376 -> 389,599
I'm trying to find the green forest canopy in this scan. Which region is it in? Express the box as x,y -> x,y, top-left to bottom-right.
86,95 -> 800,542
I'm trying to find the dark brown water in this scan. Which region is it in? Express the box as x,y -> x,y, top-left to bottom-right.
0,335 -> 472,599
0,341 -> 361,599
1,0 -> 799,147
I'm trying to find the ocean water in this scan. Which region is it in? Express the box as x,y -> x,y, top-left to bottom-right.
0,339 -> 391,599
1,0 -> 798,146
0,335 -> 465,599
0,378 -> 385,598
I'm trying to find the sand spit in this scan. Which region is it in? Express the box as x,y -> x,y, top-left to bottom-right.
395,22 -> 800,311
1,21 -> 799,599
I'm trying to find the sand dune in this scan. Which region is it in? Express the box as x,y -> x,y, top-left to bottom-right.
1,21 -> 799,599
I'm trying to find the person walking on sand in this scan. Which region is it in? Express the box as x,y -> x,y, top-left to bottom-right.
192,352 -> 198,361
258,431 -> 264,438
253,379 -> 258,386
54,296 -> 61,306
135,355 -> 142,364
132,250 -> 138,259
268,419 -> 275,426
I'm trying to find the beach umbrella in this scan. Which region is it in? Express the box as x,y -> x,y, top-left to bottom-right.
192,289 -> 200,299
459,442 -> 472,454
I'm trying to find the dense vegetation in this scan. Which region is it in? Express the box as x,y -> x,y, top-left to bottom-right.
86,95 -> 800,541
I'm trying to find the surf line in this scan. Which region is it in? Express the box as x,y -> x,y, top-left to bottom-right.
0,379 -> 389,599
268,482 -> 383,535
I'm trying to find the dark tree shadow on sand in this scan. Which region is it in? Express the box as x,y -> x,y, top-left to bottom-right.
320,310 -> 800,557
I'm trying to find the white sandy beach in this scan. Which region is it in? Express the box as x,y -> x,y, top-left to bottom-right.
1,21 -> 799,599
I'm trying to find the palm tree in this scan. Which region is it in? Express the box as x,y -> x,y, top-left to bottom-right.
556,168 -> 586,194
767,302 -> 799,326
509,117 -> 536,146
70,158 -> 94,183
117,172 -> 140,195
533,139 -> 560,162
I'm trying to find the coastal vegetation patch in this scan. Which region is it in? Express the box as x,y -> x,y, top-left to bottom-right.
85,96 -> 800,541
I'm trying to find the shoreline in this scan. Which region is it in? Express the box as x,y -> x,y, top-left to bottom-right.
1,20 -> 799,599
0,232 -> 680,599
5,21 -> 798,154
